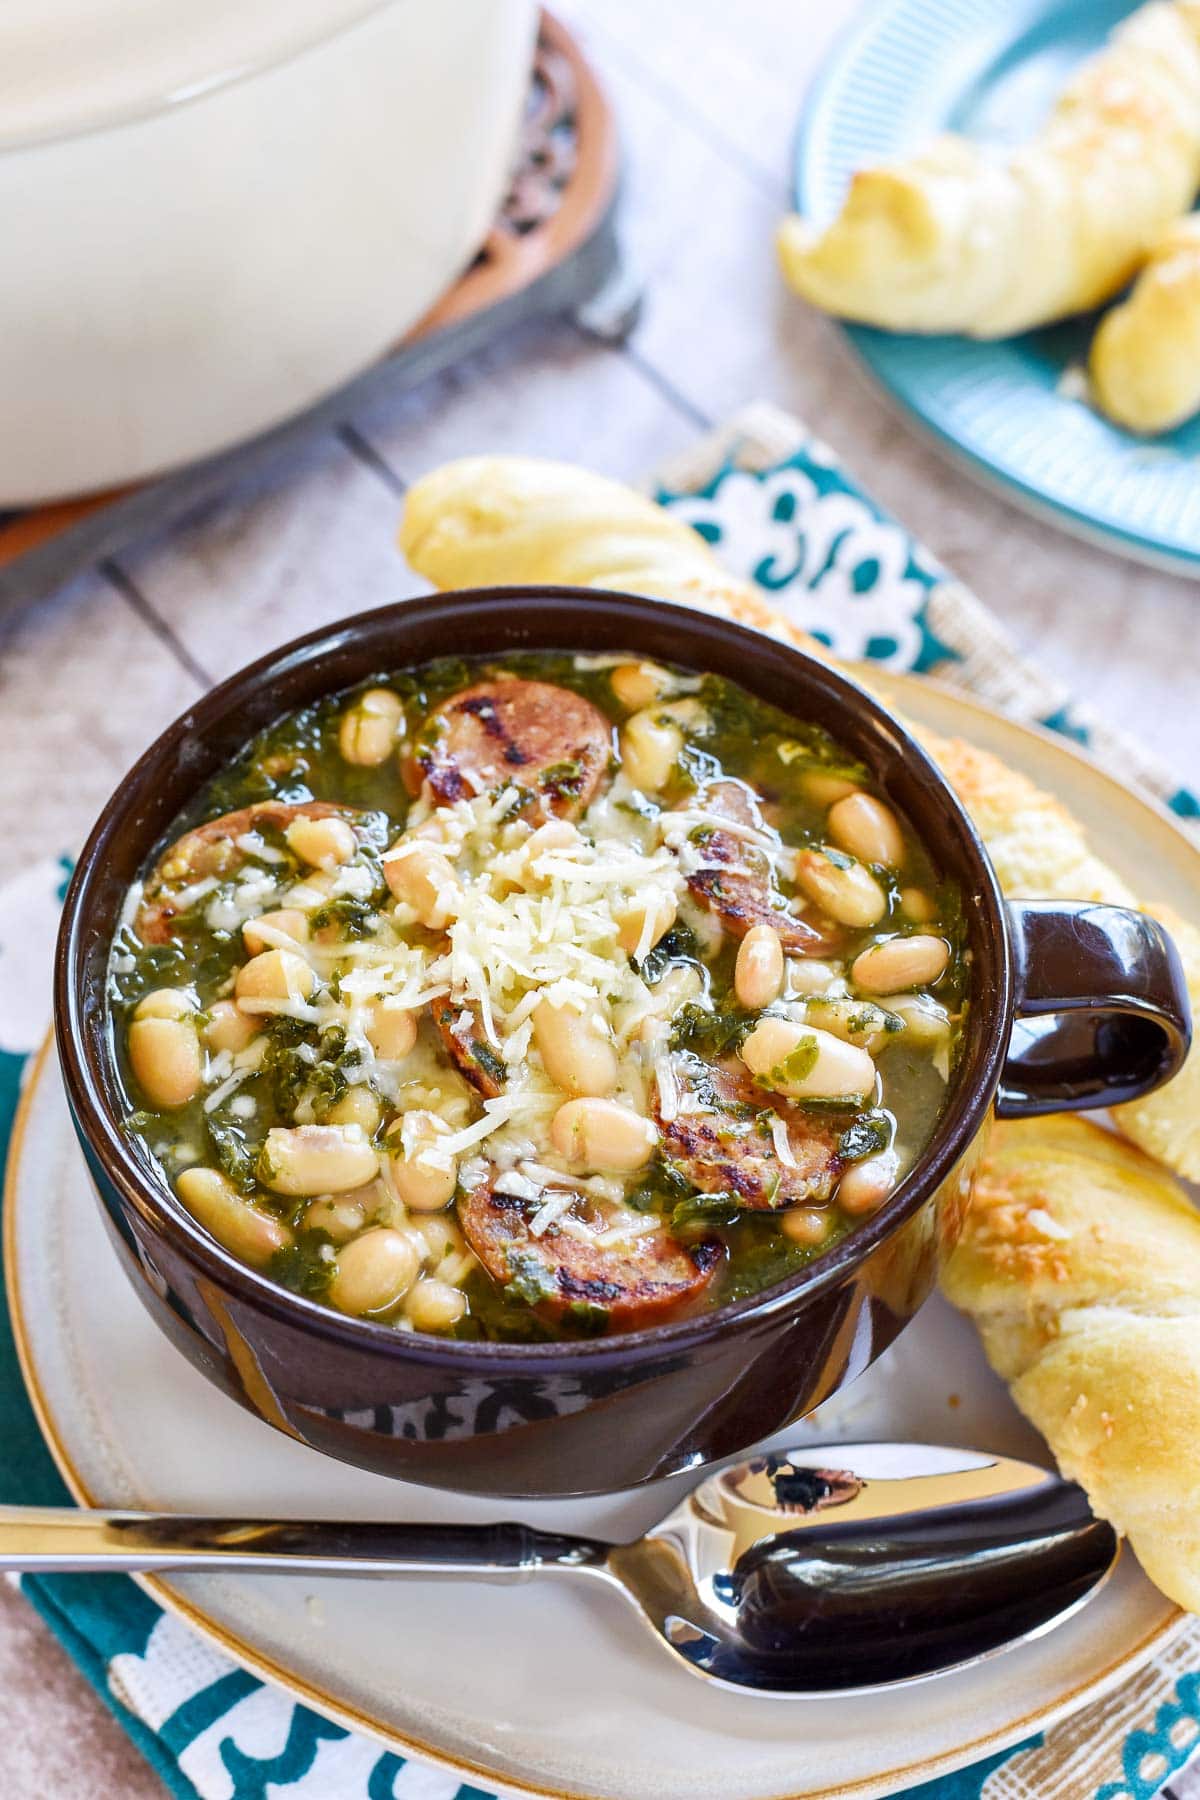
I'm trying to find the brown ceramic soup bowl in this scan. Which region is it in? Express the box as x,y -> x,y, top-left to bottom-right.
55,588 -> 1191,1497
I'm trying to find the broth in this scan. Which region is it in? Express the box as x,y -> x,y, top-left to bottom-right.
109,652 -> 967,1342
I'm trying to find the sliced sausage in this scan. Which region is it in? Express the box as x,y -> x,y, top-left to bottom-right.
136,801 -> 368,944
408,679 -> 612,819
682,780 -> 837,954
430,995 -> 506,1098
458,1179 -> 721,1330
653,1054 -> 842,1210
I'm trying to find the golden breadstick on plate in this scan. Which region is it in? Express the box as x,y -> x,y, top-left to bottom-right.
942,1116 -> 1200,1612
1113,900 -> 1200,1179
911,729 -> 1136,907
1090,213 -> 1200,432
917,730 -> 1200,1181
399,454 -> 822,653
777,0 -> 1200,336
399,454 -> 1198,1181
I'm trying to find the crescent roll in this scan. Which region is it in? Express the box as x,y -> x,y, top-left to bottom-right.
1090,213 -> 1200,432
398,454 -> 1199,1180
917,732 -> 1200,1182
1112,901 -> 1200,1181
399,455 -> 822,653
909,730 -> 1136,907
942,1116 -> 1200,1611
778,0 -> 1200,336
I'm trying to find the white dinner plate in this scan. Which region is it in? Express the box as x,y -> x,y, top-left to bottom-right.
7,673 -> 1197,1800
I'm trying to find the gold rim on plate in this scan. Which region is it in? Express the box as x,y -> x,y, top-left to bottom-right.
6,670 -> 1196,1799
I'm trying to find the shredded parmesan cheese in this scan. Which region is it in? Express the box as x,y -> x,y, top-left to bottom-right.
655,1052 -> 680,1123
160,874 -> 221,914
528,1191 -> 575,1237
234,833 -> 286,864
204,1069 -> 253,1113
493,1170 -> 543,1202
436,1096 -> 526,1157
771,1115 -> 798,1170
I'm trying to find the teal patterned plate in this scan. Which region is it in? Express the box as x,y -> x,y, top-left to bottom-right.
793,0 -> 1200,573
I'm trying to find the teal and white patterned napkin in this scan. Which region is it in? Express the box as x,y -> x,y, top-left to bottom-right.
1,401 -> 1197,1800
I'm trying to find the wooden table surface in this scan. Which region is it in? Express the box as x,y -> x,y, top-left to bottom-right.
1,2 -> 1197,1793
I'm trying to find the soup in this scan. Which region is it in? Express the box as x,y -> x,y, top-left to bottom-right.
109,652 -> 967,1342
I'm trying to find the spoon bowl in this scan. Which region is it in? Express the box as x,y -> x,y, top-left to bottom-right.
611,1441 -> 1119,1692
0,1441 -> 1119,1695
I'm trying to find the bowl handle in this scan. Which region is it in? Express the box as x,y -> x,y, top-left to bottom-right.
996,901 -> 1192,1118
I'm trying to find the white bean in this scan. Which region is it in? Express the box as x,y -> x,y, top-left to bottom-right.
852,934 -> 950,995
739,1016 -> 875,1102
203,1000 -> 258,1054
243,908 -> 309,956
615,889 -> 677,956
389,1111 -> 458,1212
611,660 -> 673,710
176,1168 -> 291,1264
780,1207 -> 833,1246
128,1015 -> 202,1109
800,771 -> 860,809
802,995 -> 900,1054
412,1212 -> 466,1267
235,948 -> 315,1006
328,1228 -> 420,1317
339,688 -> 404,766
326,1087 -> 382,1134
533,999 -> 618,1097
550,1098 -> 657,1173
304,1195 -> 369,1242
620,709 -> 683,792
383,841 -> 463,927
837,1152 -> 899,1216
133,988 -> 196,1021
886,993 -> 952,1046
899,886 -> 936,923
366,1002 -> 417,1061
259,1125 -> 379,1196
405,1278 -> 468,1332
285,813 -> 357,869
794,849 -> 887,928
827,793 -> 905,869
734,924 -> 785,1010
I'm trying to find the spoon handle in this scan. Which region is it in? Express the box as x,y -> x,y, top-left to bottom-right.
0,1505 -> 612,1579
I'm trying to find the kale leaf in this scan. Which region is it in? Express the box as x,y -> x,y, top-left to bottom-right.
505,1250 -> 560,1309
838,1112 -> 893,1163
670,1192 -> 744,1236
270,1231 -> 337,1297
639,921 -> 700,984
263,1023 -> 362,1119
670,1002 -> 755,1058
627,1156 -> 693,1214
309,895 -> 380,938
205,1116 -> 258,1192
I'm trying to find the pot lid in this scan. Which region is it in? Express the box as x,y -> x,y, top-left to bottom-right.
0,0 -> 390,150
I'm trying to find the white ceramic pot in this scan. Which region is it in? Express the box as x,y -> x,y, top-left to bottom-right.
1,0 -> 537,504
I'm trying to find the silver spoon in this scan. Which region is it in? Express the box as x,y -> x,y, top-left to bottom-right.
0,1441 -> 1118,1695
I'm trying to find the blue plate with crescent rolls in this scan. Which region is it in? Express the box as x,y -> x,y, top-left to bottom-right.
793,0 -> 1200,573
